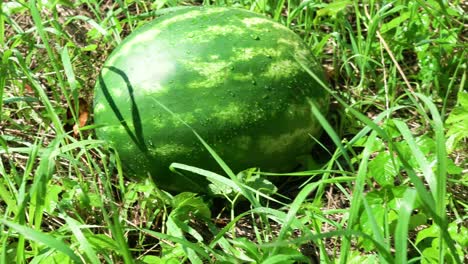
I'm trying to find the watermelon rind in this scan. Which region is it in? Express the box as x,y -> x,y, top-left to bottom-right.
93,6 -> 329,193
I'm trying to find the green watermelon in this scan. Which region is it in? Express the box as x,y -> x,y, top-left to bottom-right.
93,6 -> 329,193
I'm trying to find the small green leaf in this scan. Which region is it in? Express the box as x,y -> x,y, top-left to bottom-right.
368,151 -> 398,186
172,192 -> 211,220
416,225 -> 439,245
381,12 -> 410,33
317,0 -> 352,18
237,168 -> 277,195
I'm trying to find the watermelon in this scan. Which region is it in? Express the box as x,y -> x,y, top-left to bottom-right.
93,6 -> 329,193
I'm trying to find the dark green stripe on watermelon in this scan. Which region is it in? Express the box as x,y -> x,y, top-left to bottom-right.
93,6 -> 329,193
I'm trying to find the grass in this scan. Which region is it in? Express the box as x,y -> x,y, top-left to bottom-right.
1,0 -> 467,263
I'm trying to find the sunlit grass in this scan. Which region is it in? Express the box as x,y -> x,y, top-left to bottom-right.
0,0 -> 466,263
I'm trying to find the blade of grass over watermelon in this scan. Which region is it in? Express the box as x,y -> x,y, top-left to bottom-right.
98,67 -> 149,155
170,163 -> 285,207
150,97 -> 262,207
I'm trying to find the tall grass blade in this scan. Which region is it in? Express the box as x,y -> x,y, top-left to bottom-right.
29,0 -> 65,87
0,219 -> 84,264
151,98 -> 261,207
11,51 -> 64,135
64,216 -> 101,264
309,99 -> 353,171
362,193 -> 388,263
340,131 -> 378,263
394,188 -> 417,264
141,228 -> 211,260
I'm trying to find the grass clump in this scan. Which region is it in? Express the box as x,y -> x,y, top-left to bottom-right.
1,0 -> 466,263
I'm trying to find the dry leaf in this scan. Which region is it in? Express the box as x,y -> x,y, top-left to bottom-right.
72,98 -> 89,137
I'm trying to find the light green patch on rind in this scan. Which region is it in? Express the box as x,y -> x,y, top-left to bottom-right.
177,112 -> 197,125
94,102 -> 106,114
231,47 -> 256,61
262,60 -> 300,79
230,47 -> 282,62
211,103 -> 245,125
102,50 -> 174,97
258,127 -> 312,155
205,25 -> 246,36
182,59 -> 231,89
158,8 -> 230,29
232,72 -> 254,82
150,143 -> 194,157
278,38 -> 311,61
241,17 -> 288,31
106,28 -> 162,66
231,135 -> 253,151
176,23 -> 274,44
138,83 -> 166,96
110,87 -> 124,97
149,110 -> 199,130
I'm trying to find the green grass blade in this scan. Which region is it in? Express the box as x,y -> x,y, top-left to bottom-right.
0,219 -> 84,264
60,45 -> 78,119
276,182 -> 320,242
415,93 -> 455,262
141,228 -> 211,260
309,99 -> 353,171
340,131 -> 378,263
170,163 -> 285,206
261,254 -> 310,264
362,193 -> 388,263
11,50 -> 65,135
394,188 -> 417,264
28,0 -> 67,95
151,98 -> 261,207
393,120 -> 437,195
63,216 -> 101,264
